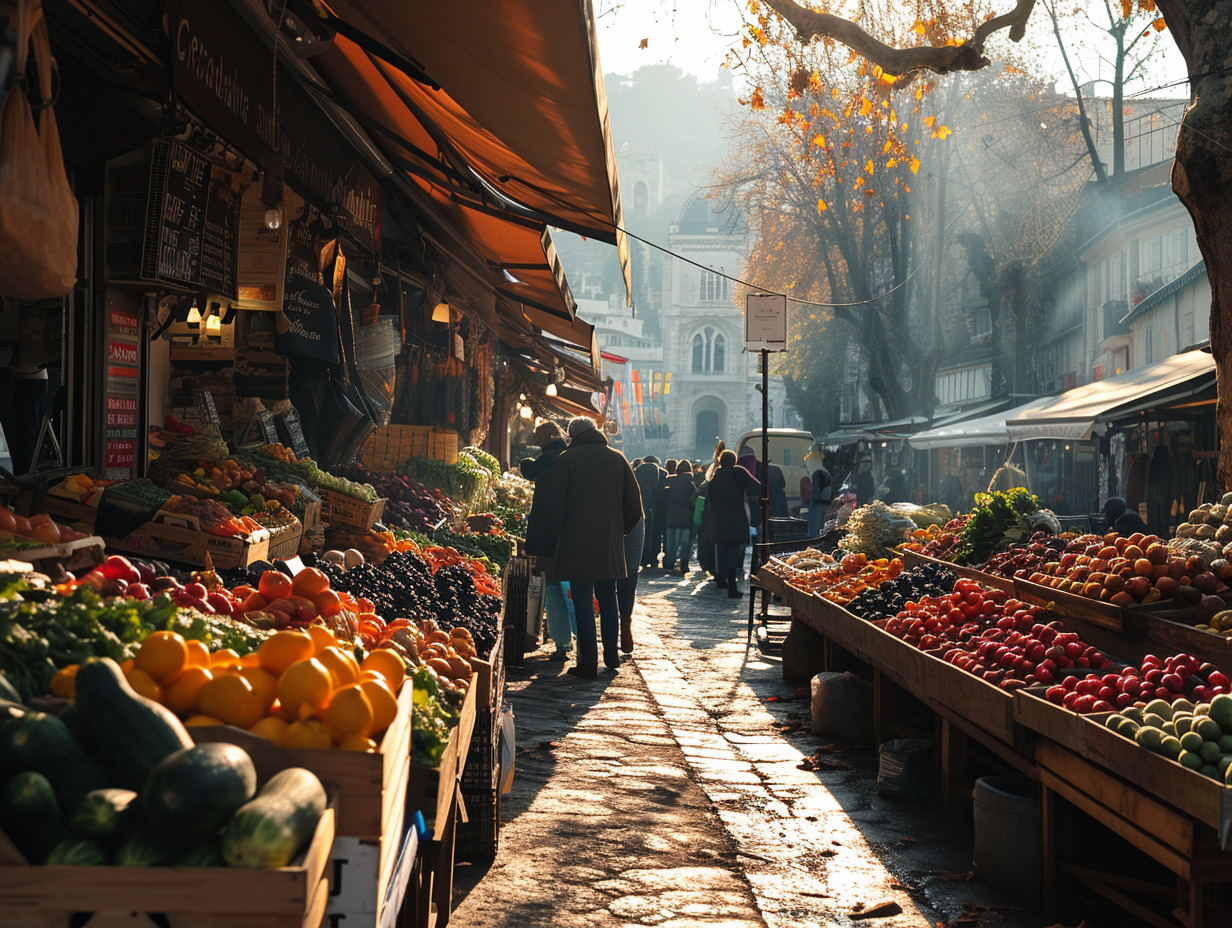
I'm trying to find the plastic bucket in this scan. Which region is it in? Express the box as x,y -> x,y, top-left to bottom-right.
972,776 -> 1041,896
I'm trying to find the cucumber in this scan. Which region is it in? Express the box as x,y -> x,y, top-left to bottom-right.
69,789 -> 140,842
0,771 -> 66,863
143,744 -> 257,839
73,658 -> 193,790
0,712 -> 108,810
0,671 -> 23,705
115,824 -> 185,867
46,837 -> 108,866
173,838 -> 225,867
223,767 -> 327,868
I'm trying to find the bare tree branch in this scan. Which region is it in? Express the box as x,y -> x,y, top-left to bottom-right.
762,0 -> 1038,76
1043,0 -> 1108,184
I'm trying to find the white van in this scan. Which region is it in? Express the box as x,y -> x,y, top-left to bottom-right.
734,428 -> 816,516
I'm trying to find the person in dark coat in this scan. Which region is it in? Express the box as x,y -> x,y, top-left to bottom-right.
519,421 -> 572,659
703,449 -> 759,598
552,417 -> 643,678
805,445 -> 832,537
617,469 -> 645,655
1104,496 -> 1149,536
635,455 -> 663,567
650,458 -> 676,567
854,458 -> 876,506
663,460 -> 698,574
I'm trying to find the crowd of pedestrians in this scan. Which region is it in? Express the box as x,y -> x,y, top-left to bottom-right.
518,423 -> 781,680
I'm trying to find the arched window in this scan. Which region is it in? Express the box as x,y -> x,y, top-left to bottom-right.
712,333 -> 725,373
690,327 -> 727,375
691,334 -> 705,373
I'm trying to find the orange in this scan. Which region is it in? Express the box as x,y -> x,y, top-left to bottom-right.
257,630 -> 315,676
318,647 -> 360,688
239,652 -> 262,668
323,683 -> 374,741
184,714 -> 224,727
248,716 -> 289,743
257,570 -> 293,601
360,649 -> 405,692
49,664 -> 78,698
306,624 -> 339,654
184,639 -> 211,667
124,666 -> 162,701
135,631 -> 188,683
359,678 -> 398,738
276,658 -> 334,717
197,673 -> 265,729
237,665 -> 278,712
210,648 -> 240,668
118,658 -> 135,675
279,718 -> 332,750
163,665 -> 213,715
291,567 -> 329,598
338,733 -> 378,752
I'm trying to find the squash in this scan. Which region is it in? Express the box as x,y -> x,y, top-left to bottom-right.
0,712 -> 107,810
69,788 -> 140,842
115,824 -> 186,867
0,771 -> 66,863
222,767 -> 326,868
46,837 -> 109,866
143,744 -> 257,839
73,658 -> 192,790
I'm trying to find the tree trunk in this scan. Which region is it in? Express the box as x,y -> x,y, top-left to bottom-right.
1112,34 -> 1126,177
1167,2 -> 1232,488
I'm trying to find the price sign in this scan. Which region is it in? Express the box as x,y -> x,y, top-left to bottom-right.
278,407 -> 310,458
257,409 -> 279,445
744,292 -> 788,351
194,390 -> 221,437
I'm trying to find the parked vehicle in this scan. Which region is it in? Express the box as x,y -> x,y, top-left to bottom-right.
733,428 -> 816,516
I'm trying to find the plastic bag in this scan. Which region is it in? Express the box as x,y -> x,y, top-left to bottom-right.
877,738 -> 933,800
498,703 -> 515,795
810,671 -> 873,741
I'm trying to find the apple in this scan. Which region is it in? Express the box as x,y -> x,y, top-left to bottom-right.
127,583 -> 149,601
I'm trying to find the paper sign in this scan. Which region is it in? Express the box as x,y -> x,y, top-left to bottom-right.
745,292 -> 788,350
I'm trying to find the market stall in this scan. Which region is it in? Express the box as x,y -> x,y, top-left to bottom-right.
758,489 -> 1232,928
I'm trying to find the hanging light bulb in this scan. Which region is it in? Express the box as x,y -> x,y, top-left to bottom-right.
186,304 -> 202,326
432,302 -> 450,323
519,393 -> 527,402
204,314 -> 221,334
519,405 -> 533,420
545,383 -> 558,397
264,207 -> 283,230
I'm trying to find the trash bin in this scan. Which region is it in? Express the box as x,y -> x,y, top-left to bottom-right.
972,776 -> 1041,896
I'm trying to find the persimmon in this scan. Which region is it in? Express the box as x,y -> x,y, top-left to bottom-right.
257,570 -> 293,601
291,567 -> 330,598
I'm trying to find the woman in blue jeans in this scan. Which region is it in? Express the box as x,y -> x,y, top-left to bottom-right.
617,517 -> 645,653
551,417 -> 643,678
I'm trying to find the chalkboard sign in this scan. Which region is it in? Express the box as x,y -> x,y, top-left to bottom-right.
200,182 -> 239,299
257,409 -> 279,445
278,407 -> 310,458
142,140 -> 211,289
194,390 -> 221,436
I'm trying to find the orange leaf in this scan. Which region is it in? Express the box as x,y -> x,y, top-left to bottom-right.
811,134 -> 826,146
1152,17 -> 1166,29
816,198 -> 828,213
858,97 -> 872,116
924,115 -> 935,128
934,125 -> 952,140
750,88 -> 765,111
638,37 -> 649,49
865,160 -> 875,174
909,156 -> 920,174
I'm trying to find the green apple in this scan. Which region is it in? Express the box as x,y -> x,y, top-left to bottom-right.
1179,749 -> 1204,770
1160,736 -> 1184,760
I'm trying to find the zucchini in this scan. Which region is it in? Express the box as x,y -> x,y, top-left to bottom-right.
173,838 -> 225,867
143,744 -> 257,839
46,837 -> 108,866
73,658 -> 193,790
0,771 -> 66,863
222,767 -> 326,868
0,712 -> 107,811
69,788 -> 140,842
115,824 -> 185,867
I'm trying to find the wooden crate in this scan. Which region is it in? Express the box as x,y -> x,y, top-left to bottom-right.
266,517 -> 304,561
359,425 -> 432,472
429,429 -> 458,464
0,535 -> 105,576
407,683 -> 477,835
0,801 -> 335,928
318,489 -> 387,530
1013,576 -> 1130,632
104,509 -> 270,570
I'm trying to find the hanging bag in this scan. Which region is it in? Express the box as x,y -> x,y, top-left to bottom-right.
0,1 -> 79,299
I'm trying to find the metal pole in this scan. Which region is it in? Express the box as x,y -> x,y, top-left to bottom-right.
761,348 -> 770,546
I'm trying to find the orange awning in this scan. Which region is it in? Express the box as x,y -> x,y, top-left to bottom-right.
320,0 -> 630,303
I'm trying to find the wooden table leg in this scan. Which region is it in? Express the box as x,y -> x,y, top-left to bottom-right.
432,783 -> 460,927
939,718 -> 968,815
872,670 -> 893,747
1041,784 -> 1056,912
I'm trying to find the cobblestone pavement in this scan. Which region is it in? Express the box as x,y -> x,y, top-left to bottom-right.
452,566 -> 1127,928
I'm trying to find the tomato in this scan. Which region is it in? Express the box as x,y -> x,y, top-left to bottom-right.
291,567 -> 330,598
29,521 -> 61,545
0,507 -> 15,534
241,591 -> 269,613
258,570 -> 293,601
12,514 -> 30,536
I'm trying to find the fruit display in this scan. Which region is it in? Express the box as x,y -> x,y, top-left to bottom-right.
0,657 -> 327,866
785,553 -> 906,604
838,501 -> 919,559
903,516 -> 969,561
0,505 -> 90,549
332,463 -> 456,533
1042,651 -> 1228,712
246,444 -> 379,502
1104,691 -> 1232,782
161,495 -> 265,538
49,473 -> 112,504
401,452 -> 493,512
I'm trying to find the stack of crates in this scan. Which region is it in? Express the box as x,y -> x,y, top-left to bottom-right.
357,425 -> 432,472
456,631 -> 506,858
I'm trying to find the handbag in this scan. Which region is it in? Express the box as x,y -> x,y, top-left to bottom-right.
0,2 -> 78,299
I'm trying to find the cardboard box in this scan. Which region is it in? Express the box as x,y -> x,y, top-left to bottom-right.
105,509 -> 269,569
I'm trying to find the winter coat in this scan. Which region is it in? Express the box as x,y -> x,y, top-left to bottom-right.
519,437 -> 567,558
704,463 -> 758,545
551,429 -> 644,581
634,461 -> 662,518
663,473 -> 697,528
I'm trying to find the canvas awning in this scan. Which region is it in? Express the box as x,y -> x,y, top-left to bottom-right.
910,398 -> 1054,450
1005,349 -> 1216,441
318,0 -> 630,301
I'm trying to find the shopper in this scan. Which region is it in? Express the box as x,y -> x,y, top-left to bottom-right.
552,417 -> 643,678
617,494 -> 645,655
663,460 -> 697,574
704,449 -> 759,598
634,455 -> 663,567
651,458 -> 676,567
1104,496 -> 1150,535
805,446 -> 832,538
519,421 -> 572,660
854,458 -> 876,506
